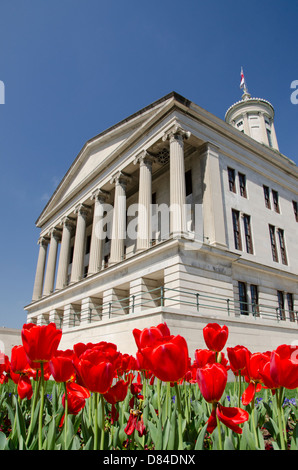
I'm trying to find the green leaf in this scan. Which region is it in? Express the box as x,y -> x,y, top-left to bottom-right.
290,422 -> 298,450
0,431 -> 7,450
224,435 -> 235,450
194,422 -> 208,450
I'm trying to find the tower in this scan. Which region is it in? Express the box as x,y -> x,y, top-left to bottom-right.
225,69 -> 279,151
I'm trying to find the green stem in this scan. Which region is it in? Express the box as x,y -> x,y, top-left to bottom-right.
276,388 -> 286,450
251,384 -> 259,449
94,392 -> 99,450
238,372 -> 242,408
157,378 -> 161,419
215,407 -> 223,450
100,394 -> 105,451
26,377 -> 39,445
38,363 -> 45,450
63,382 -> 68,449
174,382 -> 183,450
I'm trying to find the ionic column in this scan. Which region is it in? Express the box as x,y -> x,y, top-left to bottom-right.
163,124 -> 191,237
43,228 -> 61,296
70,204 -> 90,283
109,172 -> 130,265
32,237 -> 49,301
88,189 -> 109,275
134,151 -> 155,251
56,217 -> 75,290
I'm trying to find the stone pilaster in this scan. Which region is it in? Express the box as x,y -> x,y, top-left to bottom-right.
109,172 -> 130,265
43,228 -> 61,296
88,189 -> 109,275
163,124 -> 191,238
134,150 -> 155,251
32,236 -> 49,301
70,204 -> 90,283
56,217 -> 75,290
200,142 -> 227,248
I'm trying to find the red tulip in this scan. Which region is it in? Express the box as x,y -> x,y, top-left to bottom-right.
125,410 -> 146,437
241,352 -> 269,405
103,379 -> 129,405
10,345 -> 31,374
21,323 -> 62,365
194,349 -> 216,368
227,345 -> 250,374
270,344 -> 298,389
60,382 -> 90,426
133,323 -> 171,351
75,347 -> 116,394
207,405 -> 249,435
49,350 -> 75,383
17,375 -> 33,400
203,323 -> 229,352
140,334 -> 189,383
196,363 -> 227,404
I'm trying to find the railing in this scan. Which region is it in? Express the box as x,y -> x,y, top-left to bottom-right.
65,286 -> 298,327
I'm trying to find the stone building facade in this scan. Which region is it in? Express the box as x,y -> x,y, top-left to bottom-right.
24,91 -> 298,356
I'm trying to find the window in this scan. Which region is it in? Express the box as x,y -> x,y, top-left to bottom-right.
228,167 -> 236,193
250,284 -> 259,316
287,293 -> 295,322
277,291 -> 285,320
232,210 -> 242,250
293,201 -> 298,222
243,214 -> 253,254
272,190 -> 280,213
239,173 -> 247,198
185,170 -> 193,196
152,192 -> 157,205
269,225 -> 278,262
266,128 -> 273,147
238,282 -> 248,315
277,229 -> 287,265
263,185 -> 271,209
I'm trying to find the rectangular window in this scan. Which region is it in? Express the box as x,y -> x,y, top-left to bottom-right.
263,185 -> 271,209
185,170 -> 193,196
272,190 -> 280,213
250,284 -> 259,316
269,225 -> 278,262
243,214 -> 253,254
277,229 -> 287,265
232,210 -> 242,250
287,293 -> 295,322
228,167 -> 236,193
238,282 -> 248,315
293,201 -> 298,222
266,128 -> 273,147
239,173 -> 247,198
277,290 -> 285,320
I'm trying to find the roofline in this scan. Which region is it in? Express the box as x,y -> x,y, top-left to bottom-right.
35,92 -> 191,225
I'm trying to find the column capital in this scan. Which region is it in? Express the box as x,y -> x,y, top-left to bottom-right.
133,150 -> 156,167
38,236 -> 50,246
91,188 -> 110,203
162,123 -> 191,143
60,216 -> 76,231
74,203 -> 91,219
110,171 -> 131,188
47,227 -> 62,241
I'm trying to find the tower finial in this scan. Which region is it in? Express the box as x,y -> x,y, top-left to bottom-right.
240,67 -> 251,100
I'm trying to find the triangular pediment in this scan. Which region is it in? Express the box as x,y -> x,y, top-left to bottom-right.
36,92 -> 186,227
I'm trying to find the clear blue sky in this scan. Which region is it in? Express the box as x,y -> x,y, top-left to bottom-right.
0,0 -> 297,329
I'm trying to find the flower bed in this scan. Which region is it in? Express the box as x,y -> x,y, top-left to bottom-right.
0,321 -> 297,450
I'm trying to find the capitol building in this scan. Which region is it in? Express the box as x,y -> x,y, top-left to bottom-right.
24,87 -> 298,355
